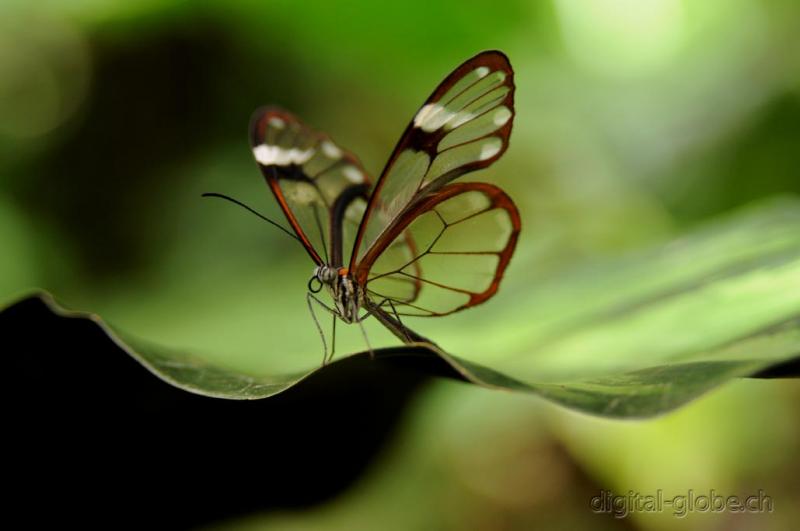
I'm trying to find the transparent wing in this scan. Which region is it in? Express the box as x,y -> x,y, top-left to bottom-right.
361,182 -> 520,316
250,107 -> 371,266
350,50 -> 515,268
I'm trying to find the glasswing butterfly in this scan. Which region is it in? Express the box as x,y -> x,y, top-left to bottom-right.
221,50 -> 520,364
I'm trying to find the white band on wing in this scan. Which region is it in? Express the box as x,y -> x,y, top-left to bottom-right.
253,144 -> 315,166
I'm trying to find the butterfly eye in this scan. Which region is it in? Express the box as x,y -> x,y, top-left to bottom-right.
308,275 -> 323,293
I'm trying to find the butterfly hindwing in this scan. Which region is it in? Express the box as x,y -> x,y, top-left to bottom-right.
360,182 -> 520,316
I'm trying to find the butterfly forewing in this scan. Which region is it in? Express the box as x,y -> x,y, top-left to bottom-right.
350,51 -> 515,269
250,107 -> 371,266
362,182 -> 520,316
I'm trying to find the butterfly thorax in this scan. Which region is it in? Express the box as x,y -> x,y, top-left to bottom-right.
313,265 -> 362,323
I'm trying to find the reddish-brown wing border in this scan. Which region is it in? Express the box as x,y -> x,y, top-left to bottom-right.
348,50 -> 515,270
250,106 -> 370,266
357,182 -> 521,314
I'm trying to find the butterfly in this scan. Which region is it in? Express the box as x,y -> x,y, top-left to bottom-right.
243,50 -> 520,364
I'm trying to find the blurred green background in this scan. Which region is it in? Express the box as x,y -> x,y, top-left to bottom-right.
2,0 -> 799,529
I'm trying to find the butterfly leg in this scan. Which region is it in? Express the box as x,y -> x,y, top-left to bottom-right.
364,299 -> 438,347
354,299 -> 375,360
386,299 -> 411,343
328,313 -> 337,365
306,292 -> 338,365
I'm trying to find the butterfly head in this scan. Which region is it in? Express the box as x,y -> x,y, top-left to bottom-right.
309,265 -> 362,323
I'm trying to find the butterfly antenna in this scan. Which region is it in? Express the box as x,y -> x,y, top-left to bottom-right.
201,192 -> 299,242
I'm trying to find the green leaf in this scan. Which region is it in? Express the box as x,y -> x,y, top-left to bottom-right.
4,198 -> 800,417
